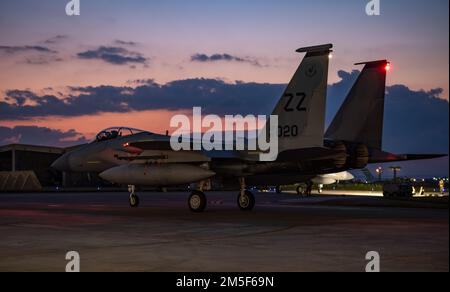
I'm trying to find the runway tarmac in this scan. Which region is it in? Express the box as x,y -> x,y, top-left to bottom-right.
0,191 -> 448,272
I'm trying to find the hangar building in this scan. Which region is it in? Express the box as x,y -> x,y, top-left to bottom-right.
0,144 -> 106,191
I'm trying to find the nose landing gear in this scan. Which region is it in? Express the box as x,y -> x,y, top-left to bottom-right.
237,178 -> 255,211
128,185 -> 140,207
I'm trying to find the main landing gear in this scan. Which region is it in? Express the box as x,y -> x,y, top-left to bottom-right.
126,179 -> 257,212
296,181 -> 313,196
128,185 -> 140,207
188,180 -> 208,213
188,190 -> 207,213
187,178 -> 256,212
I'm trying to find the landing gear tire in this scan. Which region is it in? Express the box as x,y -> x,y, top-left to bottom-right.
296,185 -> 305,196
318,184 -> 323,194
237,190 -> 255,211
188,190 -> 207,213
129,193 -> 140,208
128,185 -> 139,208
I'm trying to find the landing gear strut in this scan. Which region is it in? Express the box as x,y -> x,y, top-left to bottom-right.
237,178 -> 255,211
128,185 -> 140,207
318,184 -> 324,194
305,181 -> 313,196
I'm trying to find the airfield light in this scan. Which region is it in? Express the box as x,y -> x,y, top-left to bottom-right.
390,166 -> 401,182
376,167 -> 383,181
123,142 -> 130,147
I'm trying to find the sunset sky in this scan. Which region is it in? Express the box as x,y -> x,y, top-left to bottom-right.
0,0 -> 448,176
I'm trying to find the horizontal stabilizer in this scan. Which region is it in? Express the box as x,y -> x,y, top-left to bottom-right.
401,154 -> 448,161
369,150 -> 447,163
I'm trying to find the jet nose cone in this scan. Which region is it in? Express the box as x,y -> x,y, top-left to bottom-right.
51,153 -> 70,171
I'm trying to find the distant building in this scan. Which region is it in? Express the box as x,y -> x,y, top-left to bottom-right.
0,144 -> 107,191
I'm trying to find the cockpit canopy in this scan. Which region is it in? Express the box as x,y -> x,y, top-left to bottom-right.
95,127 -> 146,142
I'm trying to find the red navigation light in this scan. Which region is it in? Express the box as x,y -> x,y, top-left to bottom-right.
385,62 -> 391,72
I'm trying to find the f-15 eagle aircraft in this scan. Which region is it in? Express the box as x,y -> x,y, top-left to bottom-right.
51,44 -> 445,212
52,44 -> 340,211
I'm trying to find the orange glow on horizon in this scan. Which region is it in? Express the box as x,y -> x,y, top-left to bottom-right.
0,110 -> 191,143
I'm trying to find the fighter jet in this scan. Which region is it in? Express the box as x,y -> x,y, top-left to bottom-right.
52,45 -> 445,212
53,44 -> 342,211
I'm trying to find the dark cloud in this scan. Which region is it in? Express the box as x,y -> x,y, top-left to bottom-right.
77,46 -> 147,65
0,126 -> 88,147
326,70 -> 360,126
0,44 -> 60,65
383,85 -> 448,154
1,72 -> 448,156
191,53 -> 261,67
126,79 -> 158,85
0,45 -> 57,54
43,35 -> 68,44
24,55 -> 64,65
0,79 -> 283,120
114,40 -> 137,46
